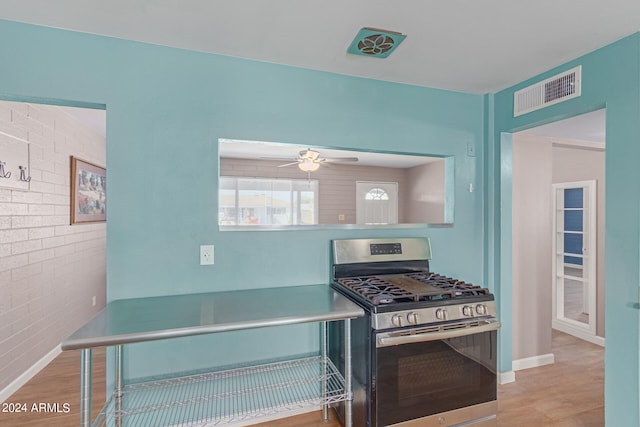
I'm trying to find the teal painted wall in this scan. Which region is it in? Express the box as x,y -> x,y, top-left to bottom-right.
491,34 -> 640,425
0,19 -> 487,379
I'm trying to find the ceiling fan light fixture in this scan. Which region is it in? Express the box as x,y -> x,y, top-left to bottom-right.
298,159 -> 320,172
301,149 -> 321,161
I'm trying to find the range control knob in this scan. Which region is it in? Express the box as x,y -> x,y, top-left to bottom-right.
462,305 -> 474,317
476,304 -> 488,315
391,314 -> 403,327
407,312 -> 419,324
435,308 -> 447,320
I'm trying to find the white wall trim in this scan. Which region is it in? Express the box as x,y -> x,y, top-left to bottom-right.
168,405 -> 318,427
498,371 -> 516,384
552,323 -> 605,347
551,137 -> 606,151
512,353 -> 555,371
0,345 -> 61,403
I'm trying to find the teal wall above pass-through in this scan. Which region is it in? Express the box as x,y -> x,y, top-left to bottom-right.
0,19 -> 486,380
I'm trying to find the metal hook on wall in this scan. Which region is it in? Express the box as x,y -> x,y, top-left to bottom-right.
19,166 -> 31,182
0,161 -> 11,178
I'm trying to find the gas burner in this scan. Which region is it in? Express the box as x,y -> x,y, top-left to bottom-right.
337,277 -> 412,305
371,294 -> 396,305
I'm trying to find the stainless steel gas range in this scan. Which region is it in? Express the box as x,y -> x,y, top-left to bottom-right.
329,238 -> 500,427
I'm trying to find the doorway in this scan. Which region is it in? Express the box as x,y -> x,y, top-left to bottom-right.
0,99 -> 107,401
511,108 -> 605,368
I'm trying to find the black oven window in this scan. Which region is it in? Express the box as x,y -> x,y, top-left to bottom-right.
397,350 -> 467,399
376,331 -> 497,425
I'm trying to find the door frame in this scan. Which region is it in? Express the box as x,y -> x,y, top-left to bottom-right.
551,180 -> 601,345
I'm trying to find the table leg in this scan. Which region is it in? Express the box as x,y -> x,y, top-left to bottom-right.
80,348 -> 92,427
115,345 -> 123,427
321,321 -> 328,421
344,318 -> 352,427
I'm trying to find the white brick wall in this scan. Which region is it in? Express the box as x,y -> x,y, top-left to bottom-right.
0,101 -> 106,394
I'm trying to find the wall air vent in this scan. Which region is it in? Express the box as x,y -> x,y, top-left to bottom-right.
514,66 -> 581,117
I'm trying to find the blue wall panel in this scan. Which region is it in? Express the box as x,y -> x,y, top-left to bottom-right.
564,187 -> 583,208
563,210 -> 583,232
563,189 -> 584,264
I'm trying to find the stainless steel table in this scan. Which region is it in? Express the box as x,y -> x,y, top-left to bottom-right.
62,284 -> 364,427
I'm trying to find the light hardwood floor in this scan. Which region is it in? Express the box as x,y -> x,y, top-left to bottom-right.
1,331 -> 602,427
497,330 -> 604,427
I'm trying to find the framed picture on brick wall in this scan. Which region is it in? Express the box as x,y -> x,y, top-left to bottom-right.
70,156 -> 106,224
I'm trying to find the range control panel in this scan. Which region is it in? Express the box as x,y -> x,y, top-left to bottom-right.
370,243 -> 402,255
333,238 -> 432,265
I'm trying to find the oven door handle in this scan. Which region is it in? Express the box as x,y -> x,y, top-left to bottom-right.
376,320 -> 501,347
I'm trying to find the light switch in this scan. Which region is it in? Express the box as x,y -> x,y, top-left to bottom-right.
467,142 -> 476,157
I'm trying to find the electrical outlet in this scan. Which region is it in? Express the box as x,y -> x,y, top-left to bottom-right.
92,296 -> 96,307
200,245 -> 215,265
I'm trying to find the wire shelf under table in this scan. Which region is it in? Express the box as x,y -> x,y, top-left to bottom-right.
93,355 -> 346,427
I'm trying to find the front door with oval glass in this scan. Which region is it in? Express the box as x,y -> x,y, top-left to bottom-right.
356,181 -> 398,225
552,181 -> 597,340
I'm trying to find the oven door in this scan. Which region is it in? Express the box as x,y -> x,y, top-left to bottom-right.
374,319 -> 500,426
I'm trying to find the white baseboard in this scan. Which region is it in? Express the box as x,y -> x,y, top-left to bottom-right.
512,353 -> 555,371
552,322 -> 605,347
0,345 -> 61,403
167,405 -> 319,427
498,371 -> 516,384
236,406 -> 318,426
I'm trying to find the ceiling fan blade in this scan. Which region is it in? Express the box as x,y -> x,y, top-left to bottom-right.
324,157 -> 359,163
260,157 -> 298,162
277,161 -> 301,168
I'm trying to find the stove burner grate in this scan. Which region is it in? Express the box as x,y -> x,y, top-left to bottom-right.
337,272 -> 489,305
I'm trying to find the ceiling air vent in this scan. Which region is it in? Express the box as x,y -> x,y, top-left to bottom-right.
347,27 -> 406,58
514,66 -> 581,117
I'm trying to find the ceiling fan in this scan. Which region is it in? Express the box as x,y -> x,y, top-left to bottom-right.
272,148 -> 359,173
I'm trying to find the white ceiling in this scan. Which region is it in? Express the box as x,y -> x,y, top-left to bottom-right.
219,139 -> 441,168
1,0 -> 639,94
521,109 -> 606,144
